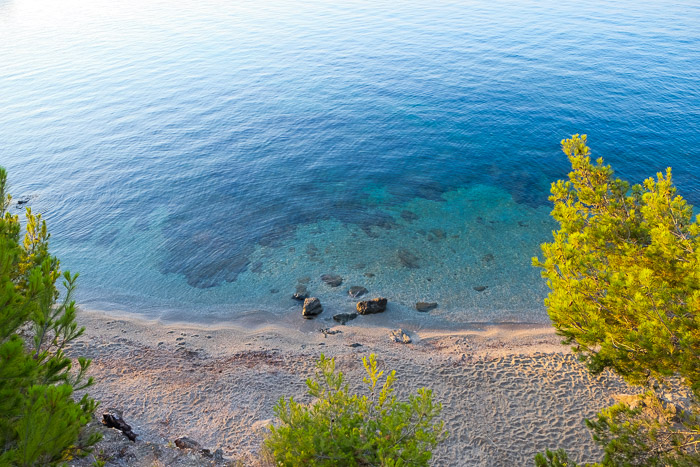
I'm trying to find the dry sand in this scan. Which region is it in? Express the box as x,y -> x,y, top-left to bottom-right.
69,309 -> 638,466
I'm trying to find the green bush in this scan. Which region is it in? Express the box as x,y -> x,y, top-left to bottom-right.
0,167 -> 100,465
264,353 -> 447,466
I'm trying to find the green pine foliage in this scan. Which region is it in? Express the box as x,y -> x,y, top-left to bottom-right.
534,134 -> 700,393
584,393 -> 700,466
534,448 -> 578,467
533,135 -> 700,465
0,167 -> 100,466
263,354 -> 447,466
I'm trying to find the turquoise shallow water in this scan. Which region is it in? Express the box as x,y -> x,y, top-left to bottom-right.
1,0 -> 698,325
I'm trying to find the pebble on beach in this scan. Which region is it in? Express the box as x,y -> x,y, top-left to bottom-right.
389,329 -> 412,344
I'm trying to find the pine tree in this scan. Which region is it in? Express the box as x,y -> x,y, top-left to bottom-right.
0,167 -> 100,465
533,135 -> 700,465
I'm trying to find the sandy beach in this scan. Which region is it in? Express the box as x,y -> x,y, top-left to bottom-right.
69,309 -> 638,466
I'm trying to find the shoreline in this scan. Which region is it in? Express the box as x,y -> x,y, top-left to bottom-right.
76,304 -> 555,337
72,309 -> 636,465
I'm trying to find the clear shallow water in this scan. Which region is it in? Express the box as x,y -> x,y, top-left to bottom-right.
1,0 -> 699,325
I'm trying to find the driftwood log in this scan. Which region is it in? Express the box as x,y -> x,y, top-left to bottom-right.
102,408 -> 137,442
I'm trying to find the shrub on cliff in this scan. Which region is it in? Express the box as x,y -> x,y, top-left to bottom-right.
263,353 -> 447,466
533,135 -> 700,465
0,167 -> 100,465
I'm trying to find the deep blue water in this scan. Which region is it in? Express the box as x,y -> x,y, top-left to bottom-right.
1,0 -> 699,325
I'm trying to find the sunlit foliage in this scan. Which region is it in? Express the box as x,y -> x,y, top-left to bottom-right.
0,167 -> 100,466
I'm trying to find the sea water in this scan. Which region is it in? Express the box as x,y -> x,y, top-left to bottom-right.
1,0 -> 698,325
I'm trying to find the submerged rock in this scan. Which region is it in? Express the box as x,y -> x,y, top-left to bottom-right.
292,284 -> 309,301
178,254 -> 251,289
321,274 -> 343,287
389,329 -> 412,344
302,298 -> 323,318
348,286 -> 368,298
428,228 -> 446,241
473,286 -> 488,292
333,312 -> 358,325
397,248 -> 420,269
416,302 -> 438,312
361,225 -> 380,238
356,297 -> 387,315
400,210 -> 419,222
14,196 -> 33,209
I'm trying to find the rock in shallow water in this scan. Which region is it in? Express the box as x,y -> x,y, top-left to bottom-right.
333,312 -> 358,325
356,297 -> 387,315
292,284 -> 309,301
302,297 -> 323,318
473,286 -> 488,292
321,274 -> 343,287
397,248 -> 420,268
427,228 -> 446,242
348,286 -> 368,298
292,292 -> 308,301
416,302 -> 438,312
401,210 -> 419,222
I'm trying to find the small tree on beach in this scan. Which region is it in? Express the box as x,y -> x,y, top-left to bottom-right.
0,167 -> 100,465
533,135 -> 700,465
263,353 -> 447,466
